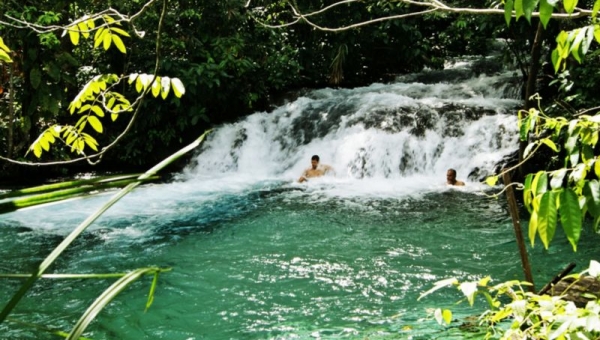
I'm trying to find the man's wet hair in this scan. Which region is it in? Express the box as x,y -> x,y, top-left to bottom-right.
312,155 -> 320,161
447,168 -> 457,175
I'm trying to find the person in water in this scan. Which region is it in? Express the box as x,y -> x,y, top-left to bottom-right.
298,155 -> 335,183
446,168 -> 465,186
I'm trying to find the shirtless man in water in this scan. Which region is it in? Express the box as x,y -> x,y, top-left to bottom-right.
446,168 -> 465,186
298,155 -> 335,183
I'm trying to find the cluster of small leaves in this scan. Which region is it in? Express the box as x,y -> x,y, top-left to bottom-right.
525,108 -> 600,251
64,15 -> 130,53
503,0 -> 600,73
0,37 -> 12,63
28,73 -> 186,158
486,105 -> 600,251
420,260 -> 600,340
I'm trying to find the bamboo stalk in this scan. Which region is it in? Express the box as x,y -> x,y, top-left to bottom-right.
0,176 -> 159,214
0,130 -> 211,324
0,173 -> 144,200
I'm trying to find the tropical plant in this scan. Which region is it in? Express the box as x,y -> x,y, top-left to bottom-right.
419,260 -> 600,339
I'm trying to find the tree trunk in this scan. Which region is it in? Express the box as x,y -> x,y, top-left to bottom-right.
518,21 -> 545,176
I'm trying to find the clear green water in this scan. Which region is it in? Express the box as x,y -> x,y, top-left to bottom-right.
1,180 -> 598,339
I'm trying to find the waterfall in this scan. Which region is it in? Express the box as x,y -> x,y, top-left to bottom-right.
183,63 -> 521,191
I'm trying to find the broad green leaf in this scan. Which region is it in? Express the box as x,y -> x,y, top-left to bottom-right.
112,35 -> 126,54
77,22 -> 90,39
559,188 -> 582,251
160,77 -> 171,99
539,0 -> 554,28
151,79 -> 161,97
107,97 -> 116,110
570,28 -> 585,54
523,0 -> 539,23
111,113 -> 119,121
514,0 -> 524,20
0,50 -> 12,63
582,25 -> 595,56
524,173 -> 534,213
459,281 -> 478,306
87,116 -> 103,133
540,138 -> 558,152
110,27 -> 131,37
551,48 -> 560,73
505,0 -> 514,26
135,77 -> 143,93
91,105 -> 104,117
68,29 -> 80,45
103,32 -> 112,50
0,37 -> 10,52
523,142 -> 536,158
528,198 -> 539,248
171,78 -> 185,97
94,28 -> 105,48
30,68 -> 41,89
485,175 -> 498,186
569,146 -> 580,167
563,0 -> 577,14
33,143 -> 42,158
594,0 -> 600,18
82,135 -> 99,152
570,163 -> 586,183
128,73 -> 138,84
538,191 -> 557,249
39,135 -> 50,151
595,158 -> 600,178
595,25 -> 600,43
86,18 -> 96,30
550,169 -> 567,189
584,180 -> 600,217
532,171 -> 548,196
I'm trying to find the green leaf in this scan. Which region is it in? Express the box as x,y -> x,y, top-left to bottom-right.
584,180 -> 600,218
540,138 -> 558,152
151,78 -> 161,97
485,175 -> 498,186
563,0 -> 577,14
594,0 -> 600,18
514,0 -> 524,20
595,158 -> 600,178
91,105 -> 105,117
78,22 -> 90,39
539,0 -> 554,29
559,188 -> 582,251
532,171 -> 548,197
538,191 -> 558,249
68,29 -> 80,46
160,77 -> 171,99
0,37 -> 10,52
112,35 -> 126,54
103,32 -> 112,50
30,68 -> 42,90
550,169 -> 567,189
529,200 -> 539,247
87,116 -> 103,133
524,173 -> 534,213
171,78 -> 186,98
505,0 -> 514,26
0,50 -> 12,63
33,143 -> 42,158
110,27 -> 131,37
523,0 -> 539,23
94,28 -> 105,48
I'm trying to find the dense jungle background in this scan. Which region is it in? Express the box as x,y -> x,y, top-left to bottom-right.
1,0 -> 600,184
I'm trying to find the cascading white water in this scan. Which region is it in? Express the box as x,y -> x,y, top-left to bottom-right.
183,63 -> 522,195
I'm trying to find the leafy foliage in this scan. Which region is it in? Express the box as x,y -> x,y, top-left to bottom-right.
420,260 -> 600,339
